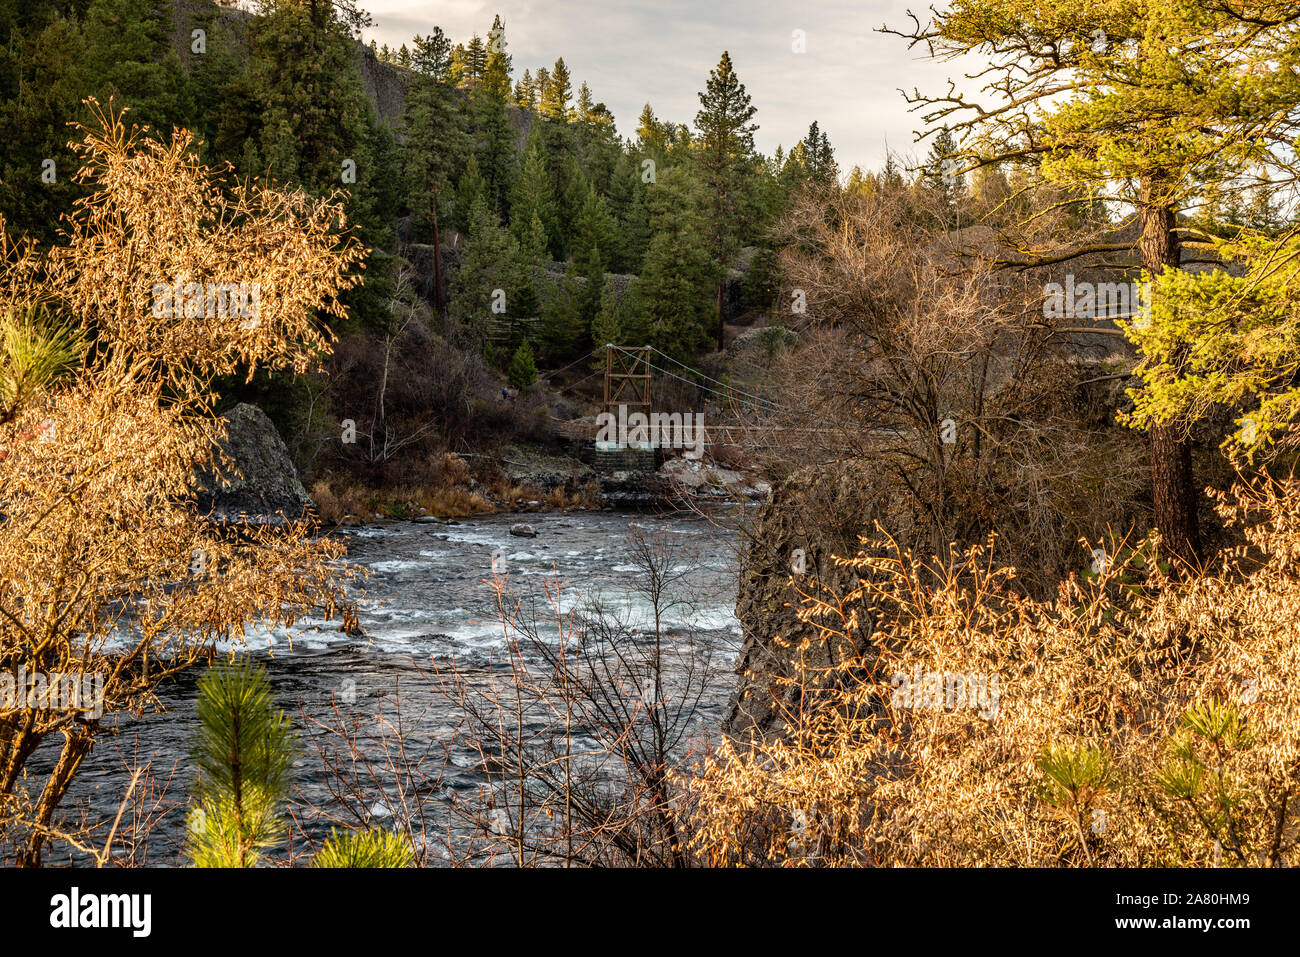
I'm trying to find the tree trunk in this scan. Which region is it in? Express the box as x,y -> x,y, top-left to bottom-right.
16,728 -> 93,867
430,190 -> 444,318
715,282 -> 725,351
1139,179 -> 1201,567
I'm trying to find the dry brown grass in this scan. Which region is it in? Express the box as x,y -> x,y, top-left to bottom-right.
308,475 -> 596,526
683,475 -> 1300,867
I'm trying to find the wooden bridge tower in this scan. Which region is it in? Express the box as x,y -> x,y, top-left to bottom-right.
603,345 -> 652,416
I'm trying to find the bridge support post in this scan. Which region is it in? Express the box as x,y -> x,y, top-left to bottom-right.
603,345 -> 652,418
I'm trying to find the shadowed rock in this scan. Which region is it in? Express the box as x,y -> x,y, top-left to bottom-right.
194,403 -> 311,523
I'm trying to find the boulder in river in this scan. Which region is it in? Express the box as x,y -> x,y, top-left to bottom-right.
194,403 -> 312,522
659,456 -> 770,500
509,523 -> 538,538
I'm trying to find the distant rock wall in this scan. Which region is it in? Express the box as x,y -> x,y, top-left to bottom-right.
169,0 -> 415,129
357,45 -> 412,127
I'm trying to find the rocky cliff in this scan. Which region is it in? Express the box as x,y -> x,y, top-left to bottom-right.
725,461 -> 895,740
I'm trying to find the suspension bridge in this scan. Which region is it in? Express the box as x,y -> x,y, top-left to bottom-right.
542,344 -> 833,462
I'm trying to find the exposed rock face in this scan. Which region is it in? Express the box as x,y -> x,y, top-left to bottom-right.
598,468 -> 666,504
538,262 -> 637,305
562,446 -> 772,504
659,457 -> 770,500
406,242 -> 463,309
725,460 -> 898,741
502,443 -> 594,493
169,1 -> 413,127
194,404 -> 312,522
356,44 -> 412,126
724,325 -> 800,360
722,245 -> 760,320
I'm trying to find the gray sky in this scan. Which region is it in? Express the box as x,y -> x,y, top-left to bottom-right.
358,0 -> 972,174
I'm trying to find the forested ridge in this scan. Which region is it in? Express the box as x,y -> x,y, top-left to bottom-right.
0,0 -> 851,485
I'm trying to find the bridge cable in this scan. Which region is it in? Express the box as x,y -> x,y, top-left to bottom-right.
610,345 -> 783,412
632,356 -> 790,418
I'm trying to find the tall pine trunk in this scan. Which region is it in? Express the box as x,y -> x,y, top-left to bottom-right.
715,282 -> 725,350
1139,180 -> 1200,566
430,189 -> 444,317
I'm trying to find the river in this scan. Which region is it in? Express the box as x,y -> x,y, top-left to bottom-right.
45,509 -> 742,866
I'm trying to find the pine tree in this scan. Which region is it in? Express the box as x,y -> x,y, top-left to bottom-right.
80,0 -> 192,135
470,80 -> 514,214
636,103 -> 666,155
354,119 -> 402,250
524,211 -> 549,269
509,211 -> 546,350
188,5 -> 244,148
0,12 -> 88,243
590,281 -> 624,371
557,154 -> 590,246
311,828 -> 415,868
881,153 -> 905,190
449,196 -> 521,332
576,81 -> 595,123
0,307 -> 86,426
508,340 -> 538,389
695,51 -> 758,350
515,68 -> 536,109
604,151 -> 645,272
923,126 -> 966,222
572,83 -> 620,193
404,27 -> 469,312
509,264 -> 541,347
464,34 -> 487,79
900,2 -> 1300,563
665,122 -> 693,163
482,14 -> 512,100
803,120 -> 838,186
578,244 -> 605,335
510,133 -> 558,256
627,169 -> 718,358
185,661 -> 414,869
186,661 -> 297,869
410,27 -> 455,88
454,155 -> 488,234
779,141 -> 809,191
571,183 -> 618,272
539,56 -> 572,121
620,183 -> 651,273
246,0 -> 369,195
540,260 -> 585,362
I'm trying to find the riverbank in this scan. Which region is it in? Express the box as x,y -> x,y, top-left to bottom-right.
305,442 -> 772,527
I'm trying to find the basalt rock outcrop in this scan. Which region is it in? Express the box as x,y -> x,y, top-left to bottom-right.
725,460 -> 904,741
194,404 -> 312,523
501,443 -> 595,494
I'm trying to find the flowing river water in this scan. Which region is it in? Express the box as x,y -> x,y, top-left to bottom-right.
44,509 -> 743,866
